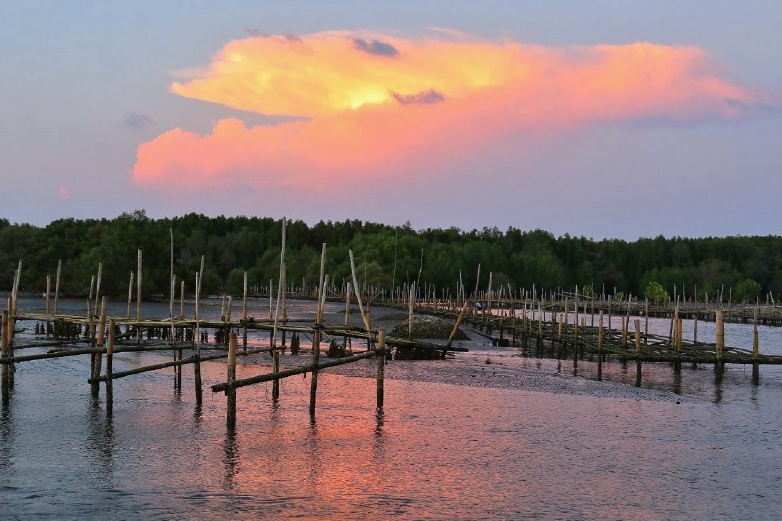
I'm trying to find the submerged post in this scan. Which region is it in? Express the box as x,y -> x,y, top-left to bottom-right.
377,328 -> 386,409
227,332 -> 237,428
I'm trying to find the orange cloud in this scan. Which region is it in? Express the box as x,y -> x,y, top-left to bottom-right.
132,30 -> 763,190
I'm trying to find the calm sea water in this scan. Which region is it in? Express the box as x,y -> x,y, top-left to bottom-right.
2,297 -> 782,520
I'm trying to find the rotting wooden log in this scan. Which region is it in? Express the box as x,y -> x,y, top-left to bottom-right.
212,349 -> 377,393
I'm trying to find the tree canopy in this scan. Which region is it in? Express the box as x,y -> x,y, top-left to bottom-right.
1,211 -> 780,302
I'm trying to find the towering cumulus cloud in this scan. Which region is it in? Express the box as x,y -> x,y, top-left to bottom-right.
132,30 -> 763,190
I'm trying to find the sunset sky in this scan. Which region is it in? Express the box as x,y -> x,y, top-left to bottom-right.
2,1 -> 781,239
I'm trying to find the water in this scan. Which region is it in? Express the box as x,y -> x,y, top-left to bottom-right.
3,297 -> 782,519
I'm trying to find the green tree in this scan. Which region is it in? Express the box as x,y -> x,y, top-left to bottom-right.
644,281 -> 669,304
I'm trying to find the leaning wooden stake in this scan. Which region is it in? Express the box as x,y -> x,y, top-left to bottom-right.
349,249 -> 371,332
226,332 -> 237,429
443,300 -> 470,359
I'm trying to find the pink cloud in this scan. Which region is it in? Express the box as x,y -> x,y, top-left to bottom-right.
132,30 -> 766,192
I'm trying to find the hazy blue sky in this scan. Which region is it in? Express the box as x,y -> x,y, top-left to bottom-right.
1,1 -> 780,239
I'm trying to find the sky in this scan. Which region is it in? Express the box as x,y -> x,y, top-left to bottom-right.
1,1 -> 781,240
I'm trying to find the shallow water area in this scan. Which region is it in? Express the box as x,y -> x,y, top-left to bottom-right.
3,297 -> 782,519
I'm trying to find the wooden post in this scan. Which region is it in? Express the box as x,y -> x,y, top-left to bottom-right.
136,249 -> 142,341
634,318 -> 642,387
227,332 -> 237,429
343,281 -> 352,350
91,296 -> 108,396
106,319 -> 115,418
242,271 -> 248,350
377,328 -> 386,409
408,282 -> 415,339
54,259 -> 62,315
1,309 -> 9,395
752,307 -> 759,384
674,317 -> 683,374
271,219 -> 287,400
126,271 -> 133,319
309,243 -> 327,417
272,350 -> 280,401
45,274 -> 51,317
194,255 -> 205,404
715,309 -> 724,375
597,311 -> 604,381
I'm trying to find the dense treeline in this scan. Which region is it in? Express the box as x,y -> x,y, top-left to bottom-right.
1,210 -> 781,303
